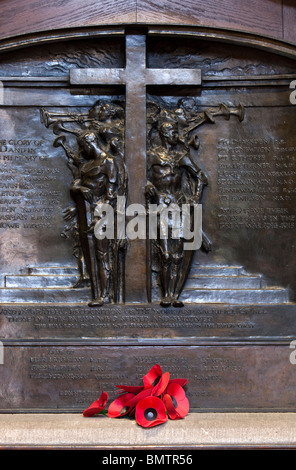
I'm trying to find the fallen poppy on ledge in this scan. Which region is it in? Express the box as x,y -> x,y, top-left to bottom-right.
135,396 -> 168,428
126,386 -> 154,412
82,364 -> 189,428
107,392 -> 135,418
163,382 -> 190,420
82,391 -> 108,417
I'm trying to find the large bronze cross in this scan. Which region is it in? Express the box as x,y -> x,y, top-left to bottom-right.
70,33 -> 201,303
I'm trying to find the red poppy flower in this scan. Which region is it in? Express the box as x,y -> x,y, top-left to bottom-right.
168,378 -> 188,388
135,396 -> 168,428
152,371 -> 170,396
163,383 -> 189,420
143,364 -> 163,388
107,392 -> 135,418
116,384 -> 144,395
83,391 -> 108,417
127,387 -> 153,410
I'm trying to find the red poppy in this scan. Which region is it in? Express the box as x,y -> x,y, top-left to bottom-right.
107,392 -> 135,418
83,391 -> 108,417
127,387 -> 153,410
135,396 -> 168,428
116,384 -> 144,395
143,364 -> 163,388
152,371 -> 170,396
168,378 -> 188,388
163,383 -> 189,420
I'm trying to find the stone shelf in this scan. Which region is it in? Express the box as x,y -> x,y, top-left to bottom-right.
1,413 -> 296,449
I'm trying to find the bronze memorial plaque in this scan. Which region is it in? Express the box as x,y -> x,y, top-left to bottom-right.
0,27 -> 296,412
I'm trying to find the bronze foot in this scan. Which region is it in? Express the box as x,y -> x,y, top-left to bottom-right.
160,297 -> 171,307
172,299 -> 184,308
88,297 -> 104,307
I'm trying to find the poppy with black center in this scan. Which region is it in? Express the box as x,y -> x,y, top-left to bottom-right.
135,396 -> 168,428
163,382 -> 189,420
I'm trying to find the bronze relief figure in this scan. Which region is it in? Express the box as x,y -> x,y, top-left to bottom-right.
41,101 -> 127,306
146,99 -> 244,307
145,119 -> 208,307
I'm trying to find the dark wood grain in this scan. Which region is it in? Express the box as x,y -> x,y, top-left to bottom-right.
0,0 -> 136,39
0,0 -> 294,45
283,0 -> 296,43
137,0 -> 283,40
0,0 -> 290,44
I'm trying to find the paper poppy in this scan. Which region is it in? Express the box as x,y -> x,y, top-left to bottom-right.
83,364 -> 189,428
163,382 -> 189,420
126,387 -> 153,410
143,364 -> 163,388
116,384 -> 144,395
152,371 -> 170,396
107,392 -> 135,418
135,396 -> 168,428
83,391 -> 108,417
168,378 -> 188,388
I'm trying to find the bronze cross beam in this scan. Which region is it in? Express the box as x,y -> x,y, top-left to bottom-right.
70,33 -> 201,303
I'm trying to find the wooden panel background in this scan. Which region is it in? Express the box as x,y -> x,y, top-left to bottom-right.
137,0 -> 283,39
0,0 -> 294,45
0,0 -> 137,39
283,0 -> 296,44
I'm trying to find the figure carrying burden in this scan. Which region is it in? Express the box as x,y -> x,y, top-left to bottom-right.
41,101 -> 127,307
145,99 -> 244,307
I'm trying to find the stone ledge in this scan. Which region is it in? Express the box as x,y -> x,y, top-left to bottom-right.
1,412 -> 296,449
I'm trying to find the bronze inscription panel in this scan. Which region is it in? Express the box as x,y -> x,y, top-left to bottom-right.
0,30 -> 295,412
0,345 -> 295,412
